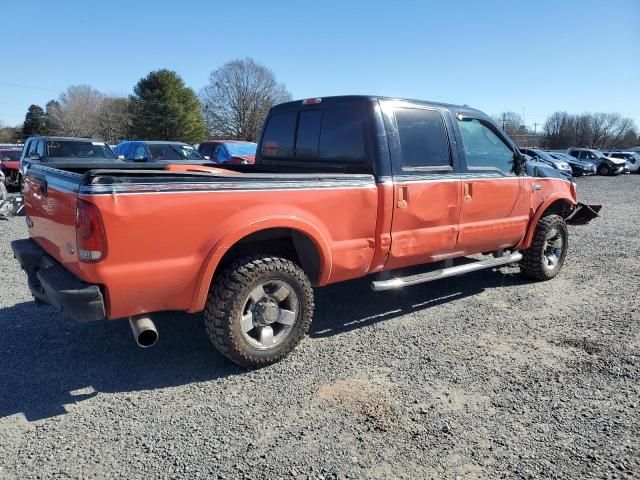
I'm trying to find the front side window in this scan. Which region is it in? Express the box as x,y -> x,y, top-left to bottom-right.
395,108 -> 451,169
457,118 -> 514,174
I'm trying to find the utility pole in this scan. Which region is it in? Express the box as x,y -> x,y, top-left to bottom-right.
502,113 -> 506,130
533,122 -> 539,148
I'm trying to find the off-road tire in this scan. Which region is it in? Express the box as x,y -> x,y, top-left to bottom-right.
204,255 -> 314,368
520,214 -> 568,281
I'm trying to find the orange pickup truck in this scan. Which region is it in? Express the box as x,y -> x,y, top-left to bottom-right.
12,96 -> 599,368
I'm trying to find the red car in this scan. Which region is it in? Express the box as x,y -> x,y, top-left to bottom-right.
0,147 -> 22,189
197,140 -> 257,164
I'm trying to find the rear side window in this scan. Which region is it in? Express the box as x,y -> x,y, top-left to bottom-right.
261,107 -> 366,163
457,118 -> 514,174
395,108 -> 450,169
260,112 -> 296,158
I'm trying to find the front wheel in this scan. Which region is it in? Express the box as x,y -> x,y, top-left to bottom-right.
597,164 -> 610,176
204,255 -> 314,368
520,215 -> 568,281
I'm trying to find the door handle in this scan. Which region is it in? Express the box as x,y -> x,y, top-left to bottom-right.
397,185 -> 408,208
464,182 -> 472,201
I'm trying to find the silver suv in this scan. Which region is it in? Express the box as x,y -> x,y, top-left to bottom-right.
566,148 -> 627,176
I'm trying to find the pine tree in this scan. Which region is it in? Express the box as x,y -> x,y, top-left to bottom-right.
22,105 -> 46,137
129,70 -> 207,143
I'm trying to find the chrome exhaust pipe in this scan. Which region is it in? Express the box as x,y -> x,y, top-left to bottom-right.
129,315 -> 158,348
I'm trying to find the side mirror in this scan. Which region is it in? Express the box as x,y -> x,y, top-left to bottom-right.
118,155 -> 125,160
30,153 -> 42,161
514,152 -> 526,175
132,155 -> 147,162
204,155 -> 210,160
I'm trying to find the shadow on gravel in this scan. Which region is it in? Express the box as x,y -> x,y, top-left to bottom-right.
310,268 -> 528,338
0,268 -> 526,422
0,303 -> 242,422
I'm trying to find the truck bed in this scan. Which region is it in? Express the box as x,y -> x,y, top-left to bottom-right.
22,163 -> 380,319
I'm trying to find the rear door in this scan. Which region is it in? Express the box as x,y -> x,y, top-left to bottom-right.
454,116 -> 529,254
382,102 -> 462,269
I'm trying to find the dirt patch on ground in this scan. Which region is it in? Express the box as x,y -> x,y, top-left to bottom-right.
316,372 -> 398,430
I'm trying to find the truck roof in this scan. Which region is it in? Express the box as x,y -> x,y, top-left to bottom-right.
26,136 -> 107,143
271,95 -> 486,117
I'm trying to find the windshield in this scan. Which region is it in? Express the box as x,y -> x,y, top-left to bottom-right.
225,142 -> 257,156
531,150 -> 557,162
148,144 -> 204,161
46,141 -> 116,159
0,150 -> 20,161
592,151 -> 605,159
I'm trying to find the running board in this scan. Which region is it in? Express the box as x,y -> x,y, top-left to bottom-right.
371,252 -> 523,291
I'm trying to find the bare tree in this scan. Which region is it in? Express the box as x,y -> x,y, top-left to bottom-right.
95,97 -> 131,144
200,58 -> 292,141
541,111 -> 638,149
48,85 -> 105,137
493,111 -> 524,137
543,111 -> 573,149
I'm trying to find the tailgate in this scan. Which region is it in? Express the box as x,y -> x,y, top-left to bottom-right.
23,165 -> 82,274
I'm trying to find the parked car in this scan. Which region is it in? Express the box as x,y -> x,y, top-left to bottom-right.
519,148 -> 573,176
0,147 -> 22,189
12,95 -> 600,368
0,170 -> 7,200
566,147 -> 627,175
113,141 -> 206,163
547,151 -> 596,176
602,151 -> 640,173
19,136 -> 121,189
197,140 -> 257,164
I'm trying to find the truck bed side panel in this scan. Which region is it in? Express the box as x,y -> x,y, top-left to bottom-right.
80,179 -> 378,319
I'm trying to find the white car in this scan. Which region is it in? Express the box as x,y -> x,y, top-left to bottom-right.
603,151 -> 640,173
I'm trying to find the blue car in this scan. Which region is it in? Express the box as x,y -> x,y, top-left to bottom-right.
520,148 -> 573,177
113,141 -> 207,164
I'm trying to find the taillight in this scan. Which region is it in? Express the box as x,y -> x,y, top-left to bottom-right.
76,199 -> 107,263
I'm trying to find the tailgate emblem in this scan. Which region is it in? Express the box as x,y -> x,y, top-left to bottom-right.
66,243 -> 75,255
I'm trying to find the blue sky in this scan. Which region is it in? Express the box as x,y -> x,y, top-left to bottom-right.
1,0 -> 639,129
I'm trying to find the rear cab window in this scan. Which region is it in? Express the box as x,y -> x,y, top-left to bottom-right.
259,105 -> 367,167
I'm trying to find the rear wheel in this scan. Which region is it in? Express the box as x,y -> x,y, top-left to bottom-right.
204,255 -> 314,368
597,163 -> 610,176
520,215 -> 568,281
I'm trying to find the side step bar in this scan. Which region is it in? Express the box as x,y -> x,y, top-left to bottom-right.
371,252 -> 523,291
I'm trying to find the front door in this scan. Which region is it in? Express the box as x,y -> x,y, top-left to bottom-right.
385,104 -> 462,270
454,117 -> 529,254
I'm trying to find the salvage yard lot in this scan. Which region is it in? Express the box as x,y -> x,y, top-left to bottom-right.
0,176 -> 638,479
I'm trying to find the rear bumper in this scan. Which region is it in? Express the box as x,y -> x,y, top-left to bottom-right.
11,239 -> 106,322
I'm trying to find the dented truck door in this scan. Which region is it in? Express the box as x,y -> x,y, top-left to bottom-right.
381,102 -> 462,270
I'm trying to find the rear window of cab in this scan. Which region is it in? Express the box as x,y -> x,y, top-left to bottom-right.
260,107 -> 366,163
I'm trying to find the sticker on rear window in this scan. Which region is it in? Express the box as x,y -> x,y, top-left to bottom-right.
264,141 -> 278,156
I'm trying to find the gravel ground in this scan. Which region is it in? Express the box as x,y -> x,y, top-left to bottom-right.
0,175 -> 638,479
